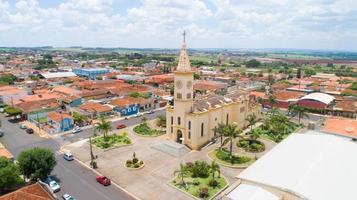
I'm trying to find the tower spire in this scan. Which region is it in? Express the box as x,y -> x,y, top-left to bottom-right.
177,31 -> 191,71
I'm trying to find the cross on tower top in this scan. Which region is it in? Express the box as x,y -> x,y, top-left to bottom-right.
182,30 -> 186,43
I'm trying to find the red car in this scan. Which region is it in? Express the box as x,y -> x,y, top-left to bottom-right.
96,176 -> 111,186
116,124 -> 126,129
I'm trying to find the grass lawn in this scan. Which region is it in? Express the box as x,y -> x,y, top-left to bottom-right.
133,122 -> 162,136
170,175 -> 227,200
92,134 -> 131,149
208,149 -> 255,168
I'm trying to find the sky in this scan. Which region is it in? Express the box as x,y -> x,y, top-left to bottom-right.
0,0 -> 356,51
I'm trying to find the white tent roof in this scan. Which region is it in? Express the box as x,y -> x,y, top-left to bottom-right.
238,133 -> 357,200
227,184 -> 279,200
41,72 -> 77,79
300,92 -> 335,105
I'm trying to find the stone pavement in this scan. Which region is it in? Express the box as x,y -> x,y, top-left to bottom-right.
63,120 -> 273,200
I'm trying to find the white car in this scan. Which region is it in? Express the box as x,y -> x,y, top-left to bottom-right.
20,124 -> 27,129
49,180 -> 60,193
62,193 -> 75,200
72,127 -> 81,134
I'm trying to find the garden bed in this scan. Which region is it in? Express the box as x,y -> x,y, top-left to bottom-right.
237,138 -> 265,153
207,149 -> 254,168
125,158 -> 145,170
133,122 -> 162,137
170,161 -> 228,200
92,134 -> 131,149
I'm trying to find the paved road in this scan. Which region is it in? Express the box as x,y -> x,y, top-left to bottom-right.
0,114 -> 135,200
59,109 -> 166,144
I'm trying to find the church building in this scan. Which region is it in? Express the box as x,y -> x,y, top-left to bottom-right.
166,34 -> 261,150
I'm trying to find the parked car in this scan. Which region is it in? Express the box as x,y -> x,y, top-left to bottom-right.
62,193 -> 75,200
96,176 -> 111,186
147,110 -> 154,114
20,124 -> 27,129
26,128 -> 34,134
0,130 -> 4,137
116,124 -> 126,129
72,127 -> 81,134
134,113 -> 143,118
63,152 -> 74,161
48,180 -> 61,193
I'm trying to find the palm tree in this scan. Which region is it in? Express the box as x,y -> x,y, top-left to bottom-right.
268,95 -> 277,109
222,123 -> 242,159
173,163 -> 189,187
212,123 -> 227,149
288,104 -> 309,124
246,113 -> 257,131
210,160 -> 220,180
95,117 -> 112,141
248,128 -> 260,142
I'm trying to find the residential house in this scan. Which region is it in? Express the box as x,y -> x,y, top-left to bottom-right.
79,102 -> 114,119
0,86 -> 28,105
322,117 -> 357,139
109,97 -> 140,116
0,182 -> 55,200
46,111 -> 74,133
16,99 -> 60,123
332,98 -> 357,118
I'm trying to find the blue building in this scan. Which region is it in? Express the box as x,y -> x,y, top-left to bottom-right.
73,68 -> 110,79
109,98 -> 140,116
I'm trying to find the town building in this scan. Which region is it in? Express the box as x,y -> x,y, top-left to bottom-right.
73,68 -> 110,79
298,92 -> 335,110
225,132 -> 357,200
0,86 -> 28,105
166,35 -> 260,150
0,182 -> 55,200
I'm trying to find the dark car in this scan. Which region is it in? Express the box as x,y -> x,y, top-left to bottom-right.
116,124 -> 126,129
0,130 -> 4,137
26,128 -> 34,134
96,176 -> 111,186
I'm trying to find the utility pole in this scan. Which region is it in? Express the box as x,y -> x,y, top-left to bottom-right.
89,136 -> 95,168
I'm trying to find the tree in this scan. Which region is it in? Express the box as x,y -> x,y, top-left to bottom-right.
248,128 -> 260,142
17,148 -> 56,181
72,112 -> 87,125
156,115 -> 166,128
212,123 -> 227,149
222,124 -> 242,159
246,59 -> 261,68
0,157 -> 23,194
173,163 -> 189,187
288,104 -> 309,124
210,160 -> 220,181
245,113 -> 257,131
95,118 -> 112,141
268,95 -> 277,109
193,73 -> 201,80
4,107 -> 22,116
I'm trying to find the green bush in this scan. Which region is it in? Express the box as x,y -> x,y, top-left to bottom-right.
134,163 -> 140,168
132,158 -> 138,164
209,179 -> 218,187
216,149 -> 251,164
126,160 -> 132,165
191,161 -> 210,178
192,180 -> 200,186
139,160 -> 144,165
133,123 -> 161,136
237,139 -> 265,153
92,134 -> 131,149
199,187 -> 209,198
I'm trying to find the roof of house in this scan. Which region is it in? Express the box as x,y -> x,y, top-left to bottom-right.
47,112 -> 72,122
80,102 -> 112,113
250,91 -> 267,99
238,133 -> 357,200
0,183 -> 54,200
193,80 -> 226,91
299,92 -> 335,105
16,99 -> 60,113
40,72 -> 77,79
18,93 -> 62,103
322,118 -> 357,138
334,99 -> 357,112
110,96 -> 151,108
274,90 -> 304,101
0,86 -> 26,96
52,85 -> 80,96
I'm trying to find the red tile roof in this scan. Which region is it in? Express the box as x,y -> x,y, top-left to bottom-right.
47,112 -> 72,122
0,183 -> 54,200
322,118 -> 357,138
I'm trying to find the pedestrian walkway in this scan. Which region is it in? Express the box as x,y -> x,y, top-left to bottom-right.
22,121 -> 51,139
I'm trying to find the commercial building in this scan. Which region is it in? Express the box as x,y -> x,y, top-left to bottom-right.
225,132 -> 357,200
73,68 -> 110,79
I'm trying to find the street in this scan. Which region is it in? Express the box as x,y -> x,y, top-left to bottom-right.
0,113 -> 138,200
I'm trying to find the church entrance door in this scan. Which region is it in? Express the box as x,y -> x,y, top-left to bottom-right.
177,130 -> 183,144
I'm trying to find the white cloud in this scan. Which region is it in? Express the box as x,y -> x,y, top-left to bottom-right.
0,0 -> 356,50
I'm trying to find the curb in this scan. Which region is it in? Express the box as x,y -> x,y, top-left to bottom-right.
59,147 -> 141,200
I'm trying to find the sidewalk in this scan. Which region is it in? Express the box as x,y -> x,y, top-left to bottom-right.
22,121 -> 51,139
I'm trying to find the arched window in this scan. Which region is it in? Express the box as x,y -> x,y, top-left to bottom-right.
226,114 -> 229,125
171,116 -> 173,125
201,123 -> 204,137
178,117 -> 181,125
188,121 -> 191,130
188,131 -> 191,139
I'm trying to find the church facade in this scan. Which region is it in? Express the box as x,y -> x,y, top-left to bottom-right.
166,37 -> 261,150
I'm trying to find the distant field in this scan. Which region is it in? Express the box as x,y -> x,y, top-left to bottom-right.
266,53 -> 326,60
